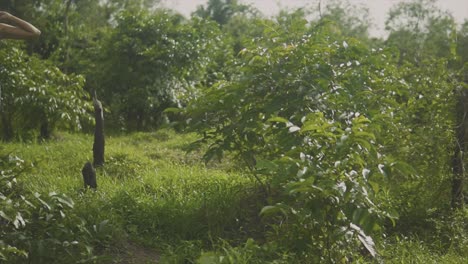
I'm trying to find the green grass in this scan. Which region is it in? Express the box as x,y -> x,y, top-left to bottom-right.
380,237 -> 468,264
2,129 -> 265,263
1,129 -> 467,263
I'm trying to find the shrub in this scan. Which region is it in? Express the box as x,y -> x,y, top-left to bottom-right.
0,153 -> 98,263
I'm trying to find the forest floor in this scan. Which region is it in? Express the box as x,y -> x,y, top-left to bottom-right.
2,129 -> 467,263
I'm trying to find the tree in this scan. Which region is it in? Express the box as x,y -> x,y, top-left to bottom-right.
318,0 -> 371,41
94,10 -> 225,131
385,0 -> 464,209
0,43 -> 91,140
458,21 -> 468,64
185,21 -> 414,260
183,1 -> 463,257
385,0 -> 456,63
193,0 -> 252,26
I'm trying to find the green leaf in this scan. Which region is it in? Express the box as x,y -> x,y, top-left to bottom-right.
392,161 -> 417,178
350,223 -> 377,258
267,116 -> 289,123
13,212 -> 25,229
368,181 -> 380,194
164,107 -> 184,113
260,204 -> 288,217
35,193 -> 51,211
353,131 -> 376,140
196,252 -> 222,264
0,210 -> 12,222
289,126 -> 301,133
54,195 -> 75,209
300,123 -> 320,132
255,159 -> 278,172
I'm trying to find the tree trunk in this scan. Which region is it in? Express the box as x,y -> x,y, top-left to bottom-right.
63,0 -> 73,73
452,89 -> 467,209
452,147 -> 464,209
40,120 -> 50,140
1,113 -> 13,141
136,111 -> 144,131
93,91 -> 105,167
0,84 -> 13,141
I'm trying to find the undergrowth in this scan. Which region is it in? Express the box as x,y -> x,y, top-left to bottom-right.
1,129 -> 467,263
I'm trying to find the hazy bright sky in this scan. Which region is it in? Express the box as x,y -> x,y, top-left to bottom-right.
160,0 -> 468,37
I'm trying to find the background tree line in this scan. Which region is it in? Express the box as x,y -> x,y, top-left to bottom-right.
1,0 -> 468,262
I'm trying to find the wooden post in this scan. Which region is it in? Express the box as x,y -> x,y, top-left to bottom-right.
93,90 -> 105,167
82,161 -> 97,189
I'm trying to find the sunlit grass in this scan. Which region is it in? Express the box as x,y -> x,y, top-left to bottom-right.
2,129 -> 467,263
381,236 -> 468,264
1,129 -> 260,262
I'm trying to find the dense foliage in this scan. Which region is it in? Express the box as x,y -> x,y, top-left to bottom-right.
0,153 -> 101,263
0,0 -> 467,262
0,43 -> 91,140
185,15 -> 457,260
93,10 -> 226,130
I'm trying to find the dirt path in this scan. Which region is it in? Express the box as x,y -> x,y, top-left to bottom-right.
112,241 -> 160,264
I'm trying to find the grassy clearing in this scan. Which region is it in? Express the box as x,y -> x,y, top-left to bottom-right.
2,129 -> 467,263
2,129 -> 265,263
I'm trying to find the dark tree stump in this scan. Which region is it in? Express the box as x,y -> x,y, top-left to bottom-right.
82,161 -> 97,189
93,91 -> 105,167
40,120 -> 50,140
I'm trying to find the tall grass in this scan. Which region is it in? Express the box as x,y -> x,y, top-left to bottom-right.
1,130 -> 264,262
1,129 -> 467,263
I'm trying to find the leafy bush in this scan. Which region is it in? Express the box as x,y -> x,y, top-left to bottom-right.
0,153 -> 100,263
426,209 -> 468,256
185,17 -> 455,261
0,43 -> 91,141
94,10 -> 229,131
258,114 -> 390,262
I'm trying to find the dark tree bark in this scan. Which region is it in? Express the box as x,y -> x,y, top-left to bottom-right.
452,89 -> 467,209
81,161 -> 97,189
40,120 -> 50,140
1,113 -> 13,141
0,86 -> 13,141
63,0 -> 73,73
93,91 -> 105,167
